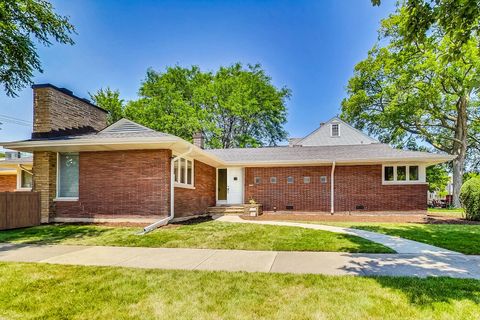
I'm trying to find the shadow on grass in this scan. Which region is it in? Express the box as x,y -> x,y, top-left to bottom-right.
0,224 -> 112,245
373,276 -> 480,307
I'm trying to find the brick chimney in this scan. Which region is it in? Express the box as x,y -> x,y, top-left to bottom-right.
32,84 -> 108,139
193,132 -> 205,149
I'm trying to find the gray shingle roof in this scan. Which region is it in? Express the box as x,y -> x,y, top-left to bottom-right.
207,143 -> 452,163
32,119 -> 175,141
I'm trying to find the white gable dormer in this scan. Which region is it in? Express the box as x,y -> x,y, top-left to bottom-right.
292,117 -> 377,147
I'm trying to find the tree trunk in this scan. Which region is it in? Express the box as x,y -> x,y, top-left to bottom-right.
452,95 -> 468,208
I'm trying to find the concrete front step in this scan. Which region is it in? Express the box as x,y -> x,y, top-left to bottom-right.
207,206 -> 245,215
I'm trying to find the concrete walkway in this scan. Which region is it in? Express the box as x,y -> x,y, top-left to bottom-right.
0,243 -> 479,278
215,215 -> 460,255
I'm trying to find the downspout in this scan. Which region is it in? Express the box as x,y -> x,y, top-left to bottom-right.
142,146 -> 193,234
330,161 -> 336,215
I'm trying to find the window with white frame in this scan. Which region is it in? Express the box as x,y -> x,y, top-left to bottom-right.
17,168 -> 33,190
383,165 -> 420,183
173,156 -> 194,188
57,153 -> 79,198
331,123 -> 340,137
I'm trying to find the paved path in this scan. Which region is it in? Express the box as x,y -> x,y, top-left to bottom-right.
215,215 -> 460,255
0,243 -> 479,278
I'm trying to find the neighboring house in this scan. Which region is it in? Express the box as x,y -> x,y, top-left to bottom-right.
2,84 -> 454,223
0,152 -> 33,192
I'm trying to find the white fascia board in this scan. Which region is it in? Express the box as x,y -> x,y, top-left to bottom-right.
222,156 -> 454,167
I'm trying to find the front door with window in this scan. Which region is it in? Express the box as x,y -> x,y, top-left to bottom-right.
217,167 -> 244,205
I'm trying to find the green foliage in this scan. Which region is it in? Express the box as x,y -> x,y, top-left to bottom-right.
90,88 -> 125,125
460,177 -> 480,221
124,63 -> 290,148
372,0 -> 480,59
427,165 -> 450,193
464,171 -> 480,182
0,0 -> 76,96
342,4 -> 480,206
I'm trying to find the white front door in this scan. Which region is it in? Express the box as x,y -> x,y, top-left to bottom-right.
226,167 -> 243,204
217,167 -> 244,205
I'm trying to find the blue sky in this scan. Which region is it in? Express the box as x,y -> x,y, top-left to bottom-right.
0,0 -> 395,147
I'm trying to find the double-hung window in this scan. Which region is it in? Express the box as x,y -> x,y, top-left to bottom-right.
57,153 -> 79,199
173,156 -> 194,188
331,123 -> 340,137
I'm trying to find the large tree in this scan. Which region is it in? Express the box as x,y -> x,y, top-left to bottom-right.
123,63 -> 290,148
90,88 -> 125,125
342,8 -> 480,207
0,0 -> 75,96
372,0 -> 480,59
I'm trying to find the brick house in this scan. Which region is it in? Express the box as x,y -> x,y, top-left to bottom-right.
2,84 -> 453,224
0,152 -> 33,192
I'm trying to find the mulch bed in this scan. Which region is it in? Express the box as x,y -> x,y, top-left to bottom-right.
242,212 -> 480,224
425,214 -> 480,225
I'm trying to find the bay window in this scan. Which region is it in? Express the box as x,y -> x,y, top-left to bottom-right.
173,156 -> 194,188
57,153 -> 79,199
383,164 -> 422,184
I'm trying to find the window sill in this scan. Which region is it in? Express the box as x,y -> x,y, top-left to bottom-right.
14,188 -> 32,192
382,181 -> 427,185
54,197 -> 79,202
174,183 -> 195,190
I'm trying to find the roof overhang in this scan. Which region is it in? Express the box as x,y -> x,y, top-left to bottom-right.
1,138 -> 454,168
0,169 -> 16,175
221,156 -> 454,167
1,137 -> 225,168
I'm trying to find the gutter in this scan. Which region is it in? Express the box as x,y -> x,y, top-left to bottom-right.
330,161 -> 336,214
142,146 -> 193,234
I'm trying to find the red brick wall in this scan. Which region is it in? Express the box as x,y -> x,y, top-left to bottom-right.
174,160 -> 216,217
55,150 -> 171,217
0,175 -> 17,192
335,165 -> 427,212
245,166 -> 331,212
245,165 -> 427,213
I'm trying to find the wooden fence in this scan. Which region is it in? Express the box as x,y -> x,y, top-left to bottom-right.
0,192 -> 40,230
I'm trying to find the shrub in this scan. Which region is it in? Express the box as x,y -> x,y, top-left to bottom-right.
459,177 -> 480,221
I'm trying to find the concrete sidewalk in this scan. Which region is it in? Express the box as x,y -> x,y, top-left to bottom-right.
1,243 -> 479,279
215,215 -> 461,255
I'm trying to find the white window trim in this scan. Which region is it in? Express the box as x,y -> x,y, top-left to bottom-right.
330,123 -> 340,137
173,155 -> 195,189
15,166 -> 33,191
55,152 -> 79,201
382,164 -> 426,185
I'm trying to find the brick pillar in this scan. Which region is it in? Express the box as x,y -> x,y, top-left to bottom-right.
33,151 -> 57,223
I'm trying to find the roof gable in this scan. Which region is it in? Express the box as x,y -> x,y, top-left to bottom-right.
294,117 -> 377,146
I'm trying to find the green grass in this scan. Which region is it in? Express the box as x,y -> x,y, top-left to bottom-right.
428,207 -> 465,217
316,222 -> 480,255
0,220 -> 393,253
0,262 -> 479,319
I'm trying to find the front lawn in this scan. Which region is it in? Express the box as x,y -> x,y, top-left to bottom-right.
428,207 -> 465,217
0,220 -> 392,253
318,222 -> 480,255
0,262 -> 479,319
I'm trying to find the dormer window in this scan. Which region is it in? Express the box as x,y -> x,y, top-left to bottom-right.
331,123 -> 340,137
